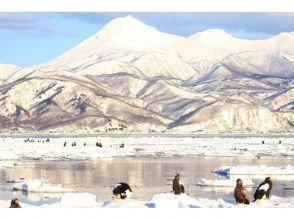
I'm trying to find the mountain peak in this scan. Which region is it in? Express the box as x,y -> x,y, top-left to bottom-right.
104,15 -> 145,27
48,16 -> 171,67
95,15 -> 158,38
189,29 -> 234,40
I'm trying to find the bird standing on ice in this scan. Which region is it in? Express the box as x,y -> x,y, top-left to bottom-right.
9,199 -> 21,208
172,172 -> 185,195
112,182 -> 132,199
253,177 -> 272,201
234,179 -> 250,204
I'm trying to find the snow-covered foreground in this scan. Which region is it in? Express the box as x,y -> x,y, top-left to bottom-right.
213,165 -> 294,175
1,192 -> 294,208
0,135 -> 293,161
12,179 -> 75,193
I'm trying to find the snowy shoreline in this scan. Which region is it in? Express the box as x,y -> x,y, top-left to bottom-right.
0,133 -> 293,138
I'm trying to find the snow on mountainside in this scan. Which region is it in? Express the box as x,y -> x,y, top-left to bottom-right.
0,16 -> 293,133
0,63 -> 19,83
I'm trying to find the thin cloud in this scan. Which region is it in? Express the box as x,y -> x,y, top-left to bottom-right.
60,12 -> 294,39
0,13 -> 76,37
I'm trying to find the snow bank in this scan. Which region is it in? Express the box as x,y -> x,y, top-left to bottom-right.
147,193 -> 202,208
44,193 -> 146,208
45,193 -> 99,208
213,165 -> 294,175
100,193 -> 232,208
13,179 -> 75,193
49,193 -> 294,208
197,178 -> 254,187
99,199 -> 147,208
1,193 -> 294,208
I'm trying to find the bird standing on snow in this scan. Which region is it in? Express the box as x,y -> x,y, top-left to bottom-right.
234,179 -> 250,204
173,172 -> 185,195
9,198 -> 21,208
112,182 -> 132,199
254,177 -> 272,201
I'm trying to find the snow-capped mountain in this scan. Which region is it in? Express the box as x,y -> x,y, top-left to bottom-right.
0,16 -> 293,133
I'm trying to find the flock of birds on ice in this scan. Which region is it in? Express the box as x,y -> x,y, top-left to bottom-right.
7,172 -> 274,208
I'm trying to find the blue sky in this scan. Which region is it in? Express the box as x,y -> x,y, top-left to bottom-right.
0,12 -> 294,67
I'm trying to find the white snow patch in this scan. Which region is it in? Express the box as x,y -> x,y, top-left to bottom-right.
99,198 -> 147,208
147,193 -> 203,208
46,193 -> 98,208
13,179 -> 75,193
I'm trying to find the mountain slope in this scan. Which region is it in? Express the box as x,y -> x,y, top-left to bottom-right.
0,64 -> 19,83
0,16 -> 293,133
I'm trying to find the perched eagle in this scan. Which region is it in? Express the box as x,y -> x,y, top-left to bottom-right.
173,172 -> 185,195
234,179 -> 250,204
254,177 -> 272,201
112,182 -> 132,199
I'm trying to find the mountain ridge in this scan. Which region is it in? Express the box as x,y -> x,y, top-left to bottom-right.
0,16 -> 293,133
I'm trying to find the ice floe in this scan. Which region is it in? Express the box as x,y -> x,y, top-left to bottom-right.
197,178 -> 254,187
44,193 -> 99,208
12,179 -> 76,193
213,165 -> 294,175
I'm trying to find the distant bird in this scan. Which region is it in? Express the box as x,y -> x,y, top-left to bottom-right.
64,142 -> 67,147
234,179 -> 250,204
112,182 -> 132,199
262,140 -> 265,144
172,172 -> 185,195
256,154 -> 261,159
254,177 -> 272,201
119,143 -> 125,148
279,140 -> 282,144
72,142 -> 76,147
9,199 -> 21,208
83,142 -> 86,146
96,142 -> 102,148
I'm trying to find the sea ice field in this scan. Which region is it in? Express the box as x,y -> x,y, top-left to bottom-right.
0,135 -> 294,208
